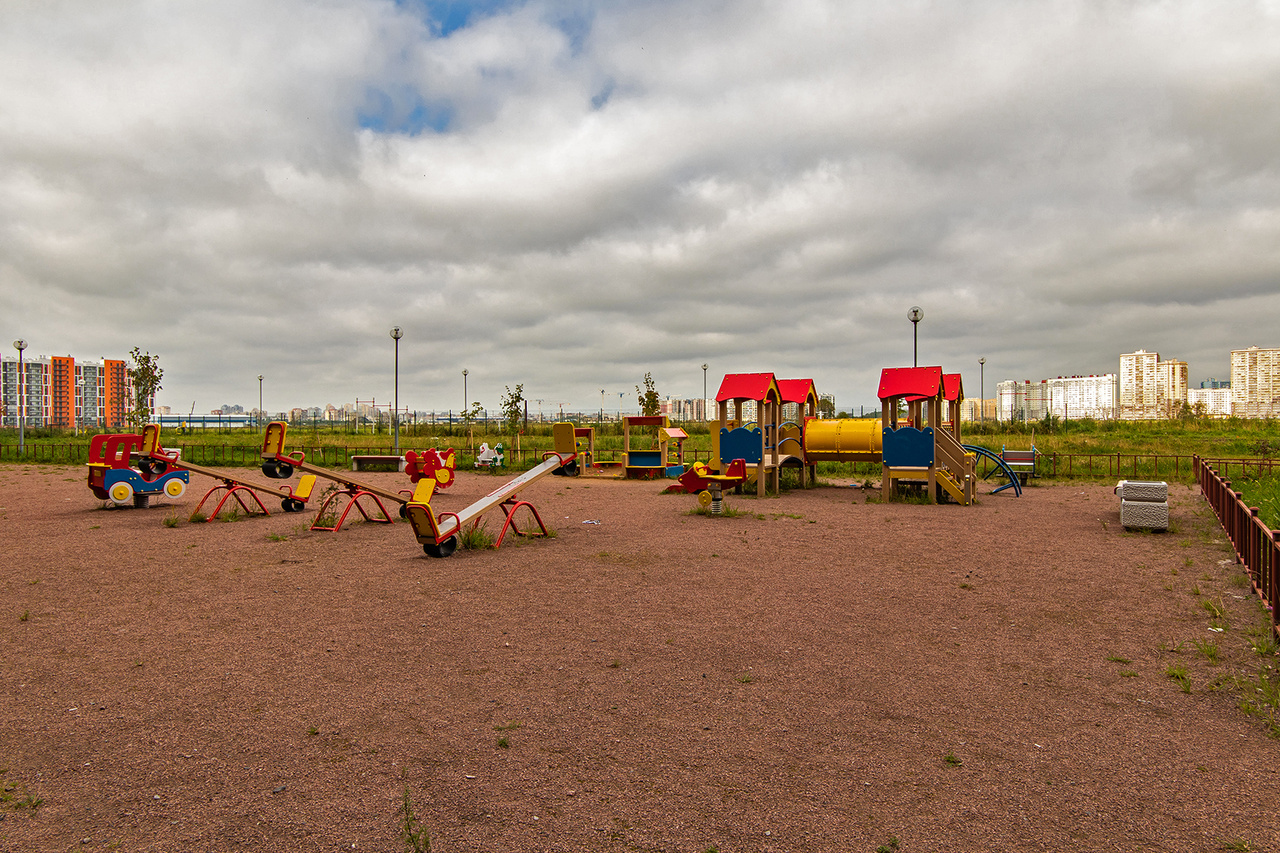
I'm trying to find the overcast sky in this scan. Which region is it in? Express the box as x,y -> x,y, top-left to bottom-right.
3,0 -> 1279,417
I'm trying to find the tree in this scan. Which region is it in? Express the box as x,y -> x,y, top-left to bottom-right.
126,347 -> 163,431
501,384 -> 525,436
636,372 -> 660,417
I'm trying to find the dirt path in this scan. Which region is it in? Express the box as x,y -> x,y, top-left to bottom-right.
1,465 -> 1278,852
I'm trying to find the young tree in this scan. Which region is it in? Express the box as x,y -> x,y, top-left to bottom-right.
636,372 -> 660,417
501,383 -> 525,436
126,347 -> 163,431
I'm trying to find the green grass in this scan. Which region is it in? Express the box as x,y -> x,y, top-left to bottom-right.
1232,472 -> 1280,529
400,787 -> 431,853
943,752 -> 962,767
458,523 -> 494,551
1166,664 -> 1192,693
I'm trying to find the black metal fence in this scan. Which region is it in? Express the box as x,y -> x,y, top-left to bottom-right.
1196,456 -> 1280,641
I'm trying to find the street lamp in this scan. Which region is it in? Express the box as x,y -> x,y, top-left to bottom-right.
390,326 -> 402,452
462,369 -> 468,419
258,374 -> 264,428
13,339 -> 26,455
907,306 -> 923,367
702,363 -> 708,422
978,357 -> 986,425
600,389 -> 605,424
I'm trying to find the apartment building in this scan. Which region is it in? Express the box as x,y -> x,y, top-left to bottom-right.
1231,346 -> 1280,418
997,375 -> 1117,422
1,353 -> 130,429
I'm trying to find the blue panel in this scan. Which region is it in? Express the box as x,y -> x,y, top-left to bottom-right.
720,427 -> 762,465
627,451 -> 663,468
882,426 -> 934,467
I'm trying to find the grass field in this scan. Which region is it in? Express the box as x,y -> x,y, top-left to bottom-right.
5,416 -> 1280,486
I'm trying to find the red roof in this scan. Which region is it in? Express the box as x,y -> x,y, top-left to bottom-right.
716,372 -> 779,402
878,366 -> 944,401
942,373 -> 963,402
776,378 -> 817,405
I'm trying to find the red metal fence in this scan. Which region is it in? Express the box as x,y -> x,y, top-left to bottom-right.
1196,456 -> 1279,641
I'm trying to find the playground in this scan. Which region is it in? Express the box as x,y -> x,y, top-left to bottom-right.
2,466 -> 1279,851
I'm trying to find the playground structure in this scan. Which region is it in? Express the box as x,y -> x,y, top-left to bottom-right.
623,416 -> 686,479
87,433 -> 190,508
406,422 -> 579,557
878,367 -> 978,505
258,421 -> 455,532
712,373 -> 783,497
133,424 -> 313,521
475,443 -> 504,469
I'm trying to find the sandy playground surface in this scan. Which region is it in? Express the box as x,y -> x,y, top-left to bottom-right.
1,464 -> 1279,852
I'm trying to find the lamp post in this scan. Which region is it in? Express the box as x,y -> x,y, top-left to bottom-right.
13,339 -> 26,455
600,389 -> 605,425
462,369 -> 468,419
978,357 -> 985,425
75,378 -> 83,437
258,374 -> 263,428
907,306 -> 923,367
702,363 -> 708,422
390,326 -> 402,452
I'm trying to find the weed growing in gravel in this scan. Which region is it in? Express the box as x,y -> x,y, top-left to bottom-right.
1220,837 -> 1257,851
162,513 -> 181,528
1166,664 -> 1192,693
267,532 -> 288,542
400,787 -> 431,853
943,752 -> 962,767
494,721 -> 521,731
19,610 -> 29,622
686,502 -> 752,518
189,512 -> 207,523
1120,670 -> 1139,678
496,736 -> 510,749
876,839 -> 901,853
1192,638 -> 1221,664
736,673 -> 754,684
459,523 -> 494,551
1106,654 -> 1132,664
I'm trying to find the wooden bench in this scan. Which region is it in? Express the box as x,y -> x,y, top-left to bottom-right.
350,454 -> 405,472
1001,447 -> 1037,484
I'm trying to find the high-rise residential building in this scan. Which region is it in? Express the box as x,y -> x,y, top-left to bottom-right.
1,353 -> 130,429
1119,350 -> 1160,418
1157,359 -> 1188,418
1230,346 -> 1280,418
1119,350 -> 1188,418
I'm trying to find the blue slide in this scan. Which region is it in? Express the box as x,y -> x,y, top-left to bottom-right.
963,445 -> 1022,496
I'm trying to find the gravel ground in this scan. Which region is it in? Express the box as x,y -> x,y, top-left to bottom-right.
1,464 -> 1279,852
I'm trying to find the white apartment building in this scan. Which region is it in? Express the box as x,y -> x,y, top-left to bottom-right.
1187,387 -> 1232,417
1119,350 -> 1160,418
1231,346 -> 1280,418
998,375 -> 1117,422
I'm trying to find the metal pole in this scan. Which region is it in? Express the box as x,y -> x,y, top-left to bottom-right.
390,327 -> 402,452
979,357 -> 985,425
14,340 -> 27,455
462,369 -> 468,417
258,375 -> 263,428
907,306 -> 923,367
702,363 -> 708,422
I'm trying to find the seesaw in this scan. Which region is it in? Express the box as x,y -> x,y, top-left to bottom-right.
258,421 -> 456,532
405,423 -> 577,557
135,424 -> 313,522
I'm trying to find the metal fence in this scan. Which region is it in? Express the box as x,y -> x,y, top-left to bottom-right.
1196,455 -> 1279,641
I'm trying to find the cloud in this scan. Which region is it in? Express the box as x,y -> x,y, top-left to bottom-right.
2,0 -> 1280,418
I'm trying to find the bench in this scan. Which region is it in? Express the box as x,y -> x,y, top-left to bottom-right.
350,454 -> 405,472
1001,447 -> 1038,484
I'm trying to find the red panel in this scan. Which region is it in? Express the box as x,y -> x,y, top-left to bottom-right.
942,373 -> 964,401
877,366 -> 943,401
776,378 -> 817,406
715,372 -> 778,402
